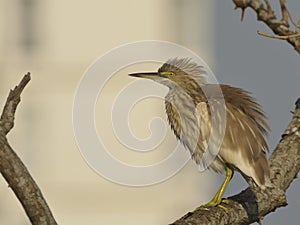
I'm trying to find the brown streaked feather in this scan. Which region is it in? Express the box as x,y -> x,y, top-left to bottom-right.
198,84 -> 270,187
201,84 -> 270,138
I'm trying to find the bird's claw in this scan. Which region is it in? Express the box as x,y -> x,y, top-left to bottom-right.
195,199 -> 230,213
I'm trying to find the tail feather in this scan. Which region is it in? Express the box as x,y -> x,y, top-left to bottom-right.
251,152 -> 271,189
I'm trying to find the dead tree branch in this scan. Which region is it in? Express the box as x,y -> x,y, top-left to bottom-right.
0,74 -> 58,225
171,97 -> 300,225
232,0 -> 300,54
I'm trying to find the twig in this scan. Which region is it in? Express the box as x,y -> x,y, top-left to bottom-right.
232,0 -> 300,54
280,0 -> 288,24
233,0 -> 248,21
257,30 -> 300,39
263,0 -> 274,17
0,73 -> 30,134
171,97 -> 300,225
264,0 -> 271,11
0,74 -> 58,225
286,6 -> 300,32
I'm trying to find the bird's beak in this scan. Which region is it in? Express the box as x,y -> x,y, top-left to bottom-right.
128,72 -> 159,80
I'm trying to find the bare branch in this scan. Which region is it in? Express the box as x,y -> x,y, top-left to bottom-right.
171,98 -> 300,225
232,0 -> 300,53
264,0 -> 271,12
257,30 -> 300,39
280,0 -> 288,24
0,74 -> 58,225
233,0 -> 248,21
0,73 -> 30,135
285,6 -> 300,32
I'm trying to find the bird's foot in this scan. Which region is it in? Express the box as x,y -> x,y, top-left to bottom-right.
195,199 -> 230,213
194,167 -> 233,213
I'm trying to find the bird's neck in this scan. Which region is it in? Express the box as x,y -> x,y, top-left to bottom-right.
166,84 -> 205,105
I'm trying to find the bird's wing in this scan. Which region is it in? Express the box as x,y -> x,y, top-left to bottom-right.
195,101 -> 210,150
200,84 -> 270,187
201,84 -> 270,138
195,100 -> 225,172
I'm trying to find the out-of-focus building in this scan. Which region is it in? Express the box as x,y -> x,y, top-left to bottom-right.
0,1 -> 216,224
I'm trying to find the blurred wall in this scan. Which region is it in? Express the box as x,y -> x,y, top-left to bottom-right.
0,1 -> 216,225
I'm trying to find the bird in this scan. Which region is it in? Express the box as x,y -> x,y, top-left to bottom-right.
129,58 -> 270,211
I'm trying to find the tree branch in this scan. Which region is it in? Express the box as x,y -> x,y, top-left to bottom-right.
257,30 -> 300,39
279,0 -> 288,24
170,97 -> 300,225
232,0 -> 300,54
0,74 -> 58,225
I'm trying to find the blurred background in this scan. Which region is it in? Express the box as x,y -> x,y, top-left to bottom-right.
0,0 -> 299,224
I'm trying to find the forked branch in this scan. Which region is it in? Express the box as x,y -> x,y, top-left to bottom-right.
232,0 -> 300,53
0,74 -> 58,225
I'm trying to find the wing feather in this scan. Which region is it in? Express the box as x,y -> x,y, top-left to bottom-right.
199,84 -> 270,187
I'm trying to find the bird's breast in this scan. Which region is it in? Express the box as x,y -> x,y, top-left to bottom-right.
165,91 -> 203,154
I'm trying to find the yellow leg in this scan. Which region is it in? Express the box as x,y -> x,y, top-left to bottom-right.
198,167 -> 233,212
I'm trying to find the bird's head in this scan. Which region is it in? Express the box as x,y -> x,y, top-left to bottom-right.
129,58 -> 207,89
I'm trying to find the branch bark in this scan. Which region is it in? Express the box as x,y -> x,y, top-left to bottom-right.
0,74 -> 58,225
232,0 -> 300,54
170,97 -> 300,225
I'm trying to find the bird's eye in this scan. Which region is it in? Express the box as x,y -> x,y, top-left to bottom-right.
168,72 -> 175,77
161,71 -> 175,77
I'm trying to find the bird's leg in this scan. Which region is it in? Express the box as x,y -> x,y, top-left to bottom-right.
209,167 -> 233,205
197,167 -> 233,212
